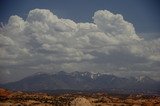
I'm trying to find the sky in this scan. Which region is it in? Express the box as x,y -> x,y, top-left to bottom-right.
0,0 -> 160,83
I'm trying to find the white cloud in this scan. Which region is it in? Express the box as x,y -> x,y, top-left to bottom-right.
0,34 -> 14,46
93,10 -> 140,40
27,9 -> 58,23
0,9 -> 160,82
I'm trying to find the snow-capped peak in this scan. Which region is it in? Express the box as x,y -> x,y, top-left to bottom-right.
136,76 -> 153,82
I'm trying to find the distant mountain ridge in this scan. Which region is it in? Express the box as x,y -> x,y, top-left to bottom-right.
1,71 -> 160,94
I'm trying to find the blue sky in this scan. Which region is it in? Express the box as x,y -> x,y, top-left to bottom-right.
0,0 -> 160,33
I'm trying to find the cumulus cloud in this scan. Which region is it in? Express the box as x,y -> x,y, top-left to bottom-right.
0,9 -> 160,82
93,10 -> 140,40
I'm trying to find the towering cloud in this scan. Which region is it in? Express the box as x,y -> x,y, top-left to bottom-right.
0,9 -> 160,83
93,10 -> 140,40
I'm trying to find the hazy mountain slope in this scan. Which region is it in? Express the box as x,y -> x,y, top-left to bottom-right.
2,71 -> 160,94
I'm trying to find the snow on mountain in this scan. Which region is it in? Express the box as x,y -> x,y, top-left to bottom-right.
1,71 -> 159,94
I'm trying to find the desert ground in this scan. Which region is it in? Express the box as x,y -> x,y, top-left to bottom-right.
0,88 -> 160,106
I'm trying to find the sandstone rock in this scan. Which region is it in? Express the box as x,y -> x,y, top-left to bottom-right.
71,97 -> 92,106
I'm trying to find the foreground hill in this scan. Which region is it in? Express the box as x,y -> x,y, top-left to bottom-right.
0,88 -> 160,106
1,71 -> 160,94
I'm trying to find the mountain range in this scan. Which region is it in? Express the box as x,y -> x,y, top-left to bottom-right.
1,71 -> 160,94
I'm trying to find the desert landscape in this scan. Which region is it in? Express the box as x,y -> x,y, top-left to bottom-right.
1,1 -> 160,106
0,88 -> 160,106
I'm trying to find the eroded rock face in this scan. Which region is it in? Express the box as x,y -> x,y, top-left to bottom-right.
0,88 -> 12,98
71,97 -> 92,106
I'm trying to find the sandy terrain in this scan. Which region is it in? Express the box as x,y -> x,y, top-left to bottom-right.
0,88 -> 160,106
